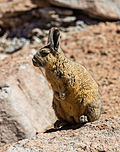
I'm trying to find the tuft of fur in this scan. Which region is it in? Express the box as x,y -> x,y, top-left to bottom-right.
32,27 -> 102,127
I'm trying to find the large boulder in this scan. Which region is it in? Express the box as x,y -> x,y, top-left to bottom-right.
49,0 -> 120,20
0,44 -> 56,147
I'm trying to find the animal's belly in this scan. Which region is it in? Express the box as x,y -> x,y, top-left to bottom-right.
53,98 -> 85,124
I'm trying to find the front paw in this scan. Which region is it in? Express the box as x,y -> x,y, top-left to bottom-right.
54,91 -> 65,100
54,120 -> 63,129
54,120 -> 68,129
79,115 -> 88,124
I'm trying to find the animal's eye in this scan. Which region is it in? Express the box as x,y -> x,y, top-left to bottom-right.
40,50 -> 50,57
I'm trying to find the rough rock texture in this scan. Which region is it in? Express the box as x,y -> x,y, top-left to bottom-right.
0,117 -> 120,152
0,0 -> 36,28
0,44 -> 56,147
0,0 -> 49,30
49,0 -> 120,20
0,36 -> 27,53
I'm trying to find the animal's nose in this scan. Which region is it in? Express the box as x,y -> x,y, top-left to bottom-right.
32,55 -> 38,66
32,55 -> 35,61
36,51 -> 41,56
32,56 -> 36,63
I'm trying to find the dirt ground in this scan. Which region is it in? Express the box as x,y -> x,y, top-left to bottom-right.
61,22 -> 120,120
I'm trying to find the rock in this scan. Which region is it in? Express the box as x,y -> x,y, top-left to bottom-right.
0,45 -> 56,147
48,0 -> 120,20
0,0 -> 35,27
1,117 -> 120,152
0,36 -> 27,54
31,28 -> 47,44
0,0 -> 49,18
0,0 -> 49,29
38,7 -> 75,28
31,0 -> 50,7
0,53 -> 8,60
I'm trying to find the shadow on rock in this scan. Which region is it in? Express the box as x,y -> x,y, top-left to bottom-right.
44,123 -> 85,133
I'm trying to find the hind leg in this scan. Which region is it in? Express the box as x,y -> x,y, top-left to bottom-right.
85,98 -> 102,122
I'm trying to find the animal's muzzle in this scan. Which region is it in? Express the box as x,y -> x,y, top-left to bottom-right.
32,55 -> 41,67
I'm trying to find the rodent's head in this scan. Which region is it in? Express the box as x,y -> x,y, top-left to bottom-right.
32,27 -> 62,69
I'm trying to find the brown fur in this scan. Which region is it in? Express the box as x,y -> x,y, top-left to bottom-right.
32,27 -> 102,126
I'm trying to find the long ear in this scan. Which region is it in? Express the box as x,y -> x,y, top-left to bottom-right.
48,27 -> 60,51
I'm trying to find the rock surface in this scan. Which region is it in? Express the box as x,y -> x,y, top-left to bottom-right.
0,0 -> 36,27
0,36 -> 27,53
49,0 -> 120,20
0,44 -> 56,147
1,117 -> 120,152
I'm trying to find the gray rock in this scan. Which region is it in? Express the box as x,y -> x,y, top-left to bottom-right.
4,38 -> 27,54
0,47 -> 56,147
0,37 -> 27,54
48,0 -> 120,20
0,53 -> 8,60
